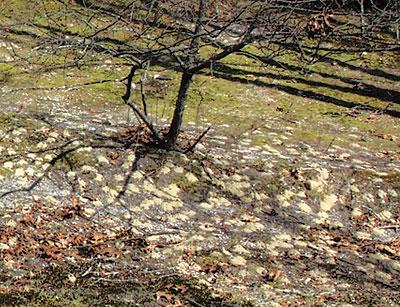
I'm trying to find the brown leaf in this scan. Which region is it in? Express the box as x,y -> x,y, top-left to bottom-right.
157,291 -> 174,306
262,269 -> 282,282
41,246 -> 63,260
91,231 -> 106,245
110,151 -> 120,160
200,264 -> 223,274
97,247 -> 121,258
63,196 -> 84,219
287,249 -> 301,260
21,214 -> 35,227
156,291 -> 185,307
175,285 -> 188,294
70,196 -> 79,209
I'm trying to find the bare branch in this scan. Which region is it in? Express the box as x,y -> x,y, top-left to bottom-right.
121,65 -> 162,143
185,125 -> 211,153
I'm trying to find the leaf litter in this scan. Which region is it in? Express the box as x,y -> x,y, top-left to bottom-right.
0,106 -> 398,305
0,53 -> 399,305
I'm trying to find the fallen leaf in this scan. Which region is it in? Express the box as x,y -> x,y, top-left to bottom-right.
230,256 -> 247,266
262,269 -> 282,282
67,274 -> 77,284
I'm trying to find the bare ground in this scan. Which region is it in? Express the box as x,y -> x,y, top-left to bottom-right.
0,92 -> 398,305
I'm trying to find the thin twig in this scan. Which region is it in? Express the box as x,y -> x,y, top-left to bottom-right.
81,266 -> 93,277
324,136 -> 336,153
185,126 -> 211,153
377,225 -> 400,229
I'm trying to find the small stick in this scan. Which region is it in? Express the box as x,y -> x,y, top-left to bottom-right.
81,266 -> 93,277
377,225 -> 400,229
185,126 -> 211,153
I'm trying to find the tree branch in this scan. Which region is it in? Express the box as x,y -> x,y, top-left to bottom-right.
185,125 -> 211,153
121,65 -> 162,144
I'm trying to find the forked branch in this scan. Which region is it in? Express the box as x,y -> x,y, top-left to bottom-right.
122,65 -> 162,144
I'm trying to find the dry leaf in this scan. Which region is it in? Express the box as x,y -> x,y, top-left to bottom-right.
262,269 -> 282,282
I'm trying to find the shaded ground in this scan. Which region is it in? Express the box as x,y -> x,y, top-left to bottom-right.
0,97 -> 399,305
0,5 -> 400,305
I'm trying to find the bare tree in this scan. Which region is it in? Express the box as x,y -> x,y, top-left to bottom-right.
4,0 -> 399,149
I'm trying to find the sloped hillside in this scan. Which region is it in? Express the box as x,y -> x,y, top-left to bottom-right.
0,1 -> 399,305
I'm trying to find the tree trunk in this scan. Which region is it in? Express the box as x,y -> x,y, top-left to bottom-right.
166,71 -> 193,148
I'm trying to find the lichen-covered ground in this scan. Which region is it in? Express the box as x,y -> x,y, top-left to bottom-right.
0,7 -> 400,305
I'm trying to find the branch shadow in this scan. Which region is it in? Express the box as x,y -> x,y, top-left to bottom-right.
270,43 -> 400,83
257,200 -> 400,296
320,57 -> 400,83
212,61 -> 400,105
2,14 -> 399,119
204,66 -> 400,118
242,52 -> 399,88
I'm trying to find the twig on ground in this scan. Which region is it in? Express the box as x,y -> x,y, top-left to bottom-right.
89,277 -> 140,284
377,225 -> 400,229
81,266 -> 93,277
125,100 -> 162,143
186,298 -> 206,307
361,205 -> 381,220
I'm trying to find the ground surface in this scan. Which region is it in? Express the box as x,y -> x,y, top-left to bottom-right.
0,3 -> 400,305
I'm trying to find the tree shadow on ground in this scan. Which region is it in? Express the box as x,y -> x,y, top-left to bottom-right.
2,19 -> 399,118
204,69 -> 400,118
265,209 -> 400,286
0,269 -> 245,306
0,111 -> 398,305
240,51 -> 400,89
272,43 -> 400,83
213,62 -> 400,106
320,56 -> 400,82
